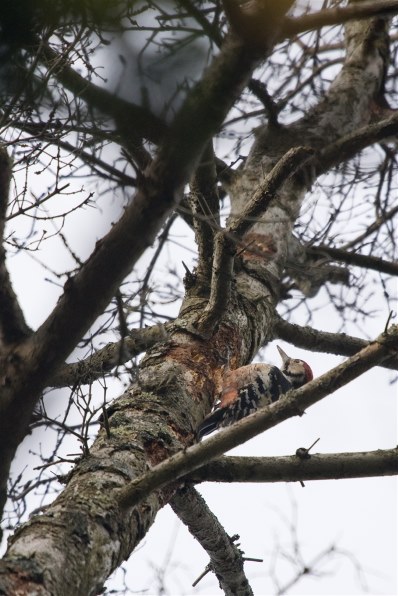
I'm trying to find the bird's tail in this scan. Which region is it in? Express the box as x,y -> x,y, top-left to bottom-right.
196,408 -> 225,441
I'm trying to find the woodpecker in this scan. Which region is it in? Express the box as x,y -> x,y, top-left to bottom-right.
196,346 -> 313,440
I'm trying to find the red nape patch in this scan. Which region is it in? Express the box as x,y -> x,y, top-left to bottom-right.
303,361 -> 313,382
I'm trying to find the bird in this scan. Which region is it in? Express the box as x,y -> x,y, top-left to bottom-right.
196,345 -> 313,440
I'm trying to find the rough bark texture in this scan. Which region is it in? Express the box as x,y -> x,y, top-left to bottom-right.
171,486 -> 254,596
188,448 -> 398,484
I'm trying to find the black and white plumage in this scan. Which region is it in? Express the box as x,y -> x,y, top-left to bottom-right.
196,346 -> 313,440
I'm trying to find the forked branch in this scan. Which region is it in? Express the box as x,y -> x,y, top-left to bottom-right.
198,146 -> 314,335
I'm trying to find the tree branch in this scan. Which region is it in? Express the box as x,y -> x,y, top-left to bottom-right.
39,42 -> 168,146
49,324 -> 169,387
223,0 -> 294,51
197,146 -> 314,335
307,245 -> 398,277
282,0 -> 398,39
189,143 -> 220,288
230,146 -> 315,239
0,147 -> 31,344
187,449 -> 398,484
171,486 -> 254,596
117,325 -> 398,509
318,113 -> 398,175
196,230 -> 237,336
340,204 -> 398,251
8,119 -> 137,188
273,316 -> 398,371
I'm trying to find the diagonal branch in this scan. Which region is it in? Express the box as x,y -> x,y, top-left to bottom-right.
38,42 -> 168,146
282,0 -> 398,39
117,325 -> 398,509
273,316 -> 398,371
317,113 -> 398,175
171,486 -> 254,596
229,146 -> 315,239
339,204 -> 398,251
223,0 -> 294,51
186,448 -> 398,484
307,245 -> 398,277
49,323 -> 169,388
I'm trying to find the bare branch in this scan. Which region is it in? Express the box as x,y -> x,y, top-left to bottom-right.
273,316 -> 398,371
11,124 -> 137,188
318,113 -> 398,174
0,147 -> 31,344
230,146 -> 315,239
171,486 -> 254,596
179,0 -> 222,46
339,204 -> 398,251
307,245 -> 398,277
197,146 -> 314,335
189,143 -> 220,287
282,0 -> 398,39
0,147 -> 11,230
223,0 -> 294,50
117,325 -> 398,510
187,448 -> 398,484
38,42 -> 168,146
196,230 -> 236,336
49,324 -> 169,388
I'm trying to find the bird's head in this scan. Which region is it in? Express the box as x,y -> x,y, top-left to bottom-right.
277,345 -> 313,388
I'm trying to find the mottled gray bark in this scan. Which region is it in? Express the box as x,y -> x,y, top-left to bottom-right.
188,448 -> 398,484
171,486 -> 254,596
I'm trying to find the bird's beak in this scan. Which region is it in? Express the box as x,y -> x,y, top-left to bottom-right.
277,345 -> 290,363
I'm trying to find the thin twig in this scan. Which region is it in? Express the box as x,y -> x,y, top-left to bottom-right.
309,244 -> 398,276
